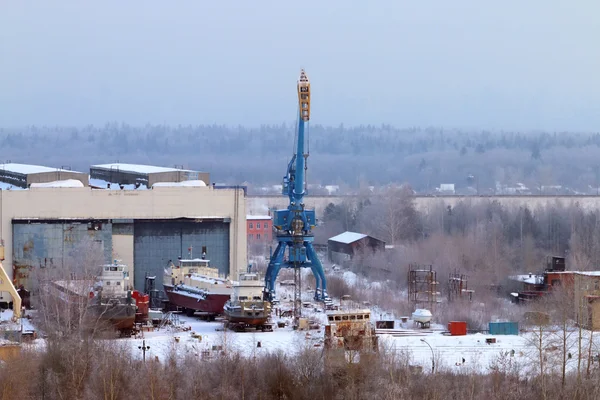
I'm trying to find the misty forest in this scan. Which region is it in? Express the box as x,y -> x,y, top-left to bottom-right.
2,124 -> 600,193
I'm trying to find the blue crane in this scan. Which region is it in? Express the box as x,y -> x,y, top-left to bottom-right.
263,70 -> 330,302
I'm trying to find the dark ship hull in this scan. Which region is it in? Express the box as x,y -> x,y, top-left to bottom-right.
87,302 -> 136,330
164,284 -> 230,315
223,301 -> 270,326
47,281 -> 136,333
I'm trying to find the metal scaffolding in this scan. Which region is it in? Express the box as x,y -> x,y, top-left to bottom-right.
408,264 -> 439,310
448,270 -> 474,302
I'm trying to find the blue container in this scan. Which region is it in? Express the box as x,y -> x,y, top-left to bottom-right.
489,321 -> 519,335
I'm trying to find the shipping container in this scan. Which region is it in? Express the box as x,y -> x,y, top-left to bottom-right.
448,321 -> 467,336
376,320 -> 395,329
489,321 -> 519,335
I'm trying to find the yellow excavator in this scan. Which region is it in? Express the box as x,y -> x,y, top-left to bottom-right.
0,261 -> 21,322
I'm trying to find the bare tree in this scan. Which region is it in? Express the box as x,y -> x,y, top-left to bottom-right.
33,237 -> 107,340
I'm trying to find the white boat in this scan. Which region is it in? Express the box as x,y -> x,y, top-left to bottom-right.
412,309 -> 432,324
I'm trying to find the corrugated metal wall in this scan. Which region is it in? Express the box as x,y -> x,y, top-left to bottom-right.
133,220 -> 230,291
12,220 -> 112,289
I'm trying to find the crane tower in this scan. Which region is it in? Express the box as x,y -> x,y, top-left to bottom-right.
263,69 -> 330,303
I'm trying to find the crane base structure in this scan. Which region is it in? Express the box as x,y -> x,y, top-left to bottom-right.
263,70 -> 330,303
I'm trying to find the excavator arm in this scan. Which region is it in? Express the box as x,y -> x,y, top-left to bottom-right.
0,261 -> 21,321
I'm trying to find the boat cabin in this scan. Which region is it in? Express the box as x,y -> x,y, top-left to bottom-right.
171,259 -> 222,280
231,273 -> 264,302
99,262 -> 131,294
326,309 -> 371,324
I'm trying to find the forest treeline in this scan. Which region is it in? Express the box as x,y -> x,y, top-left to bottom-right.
2,124 -> 600,192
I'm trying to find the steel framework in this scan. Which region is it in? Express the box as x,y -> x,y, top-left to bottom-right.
407,264 -> 439,310
448,270 -> 474,302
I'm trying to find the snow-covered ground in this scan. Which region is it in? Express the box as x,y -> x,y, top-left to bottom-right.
5,265 -> 600,377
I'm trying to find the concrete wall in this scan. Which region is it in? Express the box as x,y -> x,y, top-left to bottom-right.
112,228 -> 134,286
0,186 -> 246,285
247,195 -> 600,216
148,171 -> 210,186
27,171 -> 89,186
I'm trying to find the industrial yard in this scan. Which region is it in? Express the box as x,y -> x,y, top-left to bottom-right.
2,1 -> 600,394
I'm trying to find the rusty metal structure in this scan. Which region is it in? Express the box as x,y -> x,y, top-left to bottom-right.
448,270 -> 473,302
324,308 -> 378,354
408,264 -> 439,311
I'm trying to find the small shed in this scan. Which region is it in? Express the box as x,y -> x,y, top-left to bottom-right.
327,231 -> 386,263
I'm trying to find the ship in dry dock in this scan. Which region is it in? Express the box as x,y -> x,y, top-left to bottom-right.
223,272 -> 272,331
163,257 -> 233,319
48,261 -> 137,335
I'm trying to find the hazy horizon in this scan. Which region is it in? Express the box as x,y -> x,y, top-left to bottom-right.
1,0 -> 599,131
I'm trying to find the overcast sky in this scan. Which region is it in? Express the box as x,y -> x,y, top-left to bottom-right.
1,0 -> 599,131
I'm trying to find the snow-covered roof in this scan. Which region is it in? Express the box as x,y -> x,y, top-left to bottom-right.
0,181 -> 25,190
576,271 -> 600,277
0,163 -> 77,175
247,215 -> 271,220
551,271 -> 600,277
91,163 -> 194,174
329,231 -> 368,244
509,274 -> 542,285
88,178 -> 149,190
152,180 -> 207,188
30,179 -> 84,188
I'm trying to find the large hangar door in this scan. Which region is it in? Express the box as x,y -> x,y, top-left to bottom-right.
133,219 -> 230,291
12,219 -> 113,291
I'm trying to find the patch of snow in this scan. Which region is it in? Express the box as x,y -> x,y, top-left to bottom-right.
342,270 -> 358,286
152,180 -> 207,188
574,271 -> 600,277
329,231 -> 367,244
509,274 -> 542,285
0,181 -> 25,190
30,179 -> 84,188
0,163 -> 77,174
246,215 -> 271,220
91,163 -> 194,174
88,178 -> 148,190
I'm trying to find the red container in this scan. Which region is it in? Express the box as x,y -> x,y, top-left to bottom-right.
448,321 -> 467,336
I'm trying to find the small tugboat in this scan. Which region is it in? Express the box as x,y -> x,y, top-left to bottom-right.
49,260 -> 137,336
163,257 -> 233,319
223,272 -> 272,332
88,261 -> 137,334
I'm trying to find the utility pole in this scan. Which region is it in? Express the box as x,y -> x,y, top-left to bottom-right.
138,339 -> 150,362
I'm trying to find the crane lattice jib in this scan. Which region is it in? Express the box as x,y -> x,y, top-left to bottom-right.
297,70 -> 310,122
263,69 -> 329,302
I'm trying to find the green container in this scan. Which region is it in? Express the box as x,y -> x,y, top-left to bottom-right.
489,321 -> 519,335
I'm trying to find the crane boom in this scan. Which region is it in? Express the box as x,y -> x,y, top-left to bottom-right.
293,70 -> 310,200
264,70 -> 329,303
0,261 -> 21,321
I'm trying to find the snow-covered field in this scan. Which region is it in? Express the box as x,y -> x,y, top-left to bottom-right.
4,266 -> 600,377
117,313 -> 530,374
